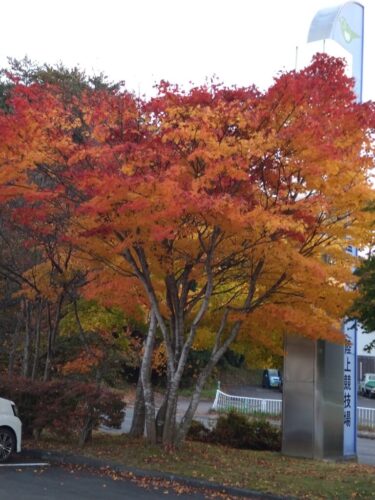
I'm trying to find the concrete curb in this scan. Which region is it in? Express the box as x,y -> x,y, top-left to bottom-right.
358,431 -> 375,440
26,448 -> 295,500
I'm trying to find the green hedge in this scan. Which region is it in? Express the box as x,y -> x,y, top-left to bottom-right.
188,411 -> 281,451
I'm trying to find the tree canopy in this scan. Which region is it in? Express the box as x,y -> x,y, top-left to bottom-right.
0,54 -> 374,446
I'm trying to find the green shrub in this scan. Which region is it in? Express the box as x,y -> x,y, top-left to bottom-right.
210,411 -> 281,451
187,420 -> 211,442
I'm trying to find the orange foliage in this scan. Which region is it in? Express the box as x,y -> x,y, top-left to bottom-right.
61,347 -> 104,375
0,54 -> 374,359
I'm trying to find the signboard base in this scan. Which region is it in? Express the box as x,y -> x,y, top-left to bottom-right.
282,334 -> 356,461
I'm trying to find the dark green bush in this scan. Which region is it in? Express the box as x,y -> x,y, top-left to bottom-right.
187,419 -> 211,442
191,411 -> 281,451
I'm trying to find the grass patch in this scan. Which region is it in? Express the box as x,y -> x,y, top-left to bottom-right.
27,432 -> 375,499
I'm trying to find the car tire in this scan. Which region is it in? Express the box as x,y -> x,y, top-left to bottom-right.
0,427 -> 15,462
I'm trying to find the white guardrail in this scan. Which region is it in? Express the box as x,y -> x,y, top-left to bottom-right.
212,390 -> 282,415
212,389 -> 375,429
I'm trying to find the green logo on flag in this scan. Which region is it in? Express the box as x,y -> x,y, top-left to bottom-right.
339,16 -> 360,43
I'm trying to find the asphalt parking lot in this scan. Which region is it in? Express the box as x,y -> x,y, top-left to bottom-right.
0,462 -> 210,500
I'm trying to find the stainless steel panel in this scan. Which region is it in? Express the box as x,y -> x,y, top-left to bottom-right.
319,340 -> 344,458
314,340 -> 325,457
282,335 -> 316,458
284,334 -> 315,382
282,334 -> 345,460
282,381 -> 314,458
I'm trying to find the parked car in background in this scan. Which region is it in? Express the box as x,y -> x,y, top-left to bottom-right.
359,373 -> 375,395
262,369 -> 281,389
0,397 -> 22,462
363,380 -> 375,398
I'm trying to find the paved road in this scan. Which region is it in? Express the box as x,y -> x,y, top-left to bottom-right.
0,465 -> 211,500
224,385 -> 282,400
357,437 -> 375,466
223,385 -> 375,408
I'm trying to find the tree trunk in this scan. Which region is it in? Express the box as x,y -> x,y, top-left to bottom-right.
155,392 -> 168,443
141,313 -> 157,444
43,303 -> 53,382
22,300 -> 32,378
31,300 -> 42,381
44,294 -> 64,381
175,362 -> 214,445
129,373 -> 145,438
160,327 -> 196,446
8,312 -> 22,378
162,382 -> 179,446
175,322 -> 241,446
79,412 -> 94,446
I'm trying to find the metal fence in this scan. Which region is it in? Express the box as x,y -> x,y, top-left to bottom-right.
358,406 -> 375,429
212,389 -> 375,429
212,390 -> 282,416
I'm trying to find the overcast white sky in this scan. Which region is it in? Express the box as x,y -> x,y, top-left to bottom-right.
0,0 -> 373,100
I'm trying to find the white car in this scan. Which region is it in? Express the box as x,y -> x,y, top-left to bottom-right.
359,373 -> 375,395
0,397 -> 22,462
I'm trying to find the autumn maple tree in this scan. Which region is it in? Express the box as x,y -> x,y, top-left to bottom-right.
0,54 -> 374,447
0,62 -> 125,382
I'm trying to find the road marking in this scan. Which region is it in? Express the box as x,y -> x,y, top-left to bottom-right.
0,462 -> 50,467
